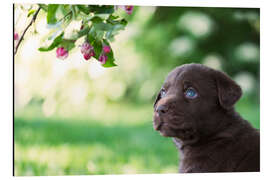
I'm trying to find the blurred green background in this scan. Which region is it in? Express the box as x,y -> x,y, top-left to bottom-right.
14,5 -> 260,176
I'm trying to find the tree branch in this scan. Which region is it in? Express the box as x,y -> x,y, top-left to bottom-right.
58,11 -> 72,22
14,7 -> 41,55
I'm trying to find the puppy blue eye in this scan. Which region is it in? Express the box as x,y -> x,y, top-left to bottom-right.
185,88 -> 198,99
160,89 -> 166,98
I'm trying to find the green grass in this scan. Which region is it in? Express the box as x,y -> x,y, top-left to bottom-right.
14,98 -> 259,176
14,104 -> 179,176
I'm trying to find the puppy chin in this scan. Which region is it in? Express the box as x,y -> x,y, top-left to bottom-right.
159,129 -> 173,137
153,115 -> 178,137
159,130 -> 169,137
158,125 -> 178,137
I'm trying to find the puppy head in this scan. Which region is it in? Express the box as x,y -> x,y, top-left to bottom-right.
153,64 -> 242,143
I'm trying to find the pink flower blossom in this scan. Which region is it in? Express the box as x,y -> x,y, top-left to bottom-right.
89,50 -> 95,57
124,6 -> 134,15
103,45 -> 111,53
80,42 -> 93,54
118,5 -> 134,15
98,54 -> 108,65
83,51 -> 95,61
80,42 -> 95,60
83,53 -> 91,60
14,33 -> 19,40
56,47 -> 68,60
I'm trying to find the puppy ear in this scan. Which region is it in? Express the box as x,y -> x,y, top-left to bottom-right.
215,71 -> 242,109
153,91 -> 161,108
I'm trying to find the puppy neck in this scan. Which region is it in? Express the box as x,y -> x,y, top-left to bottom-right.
173,108 -> 244,152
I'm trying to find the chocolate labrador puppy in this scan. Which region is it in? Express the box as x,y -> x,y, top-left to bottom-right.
153,63 -> 259,173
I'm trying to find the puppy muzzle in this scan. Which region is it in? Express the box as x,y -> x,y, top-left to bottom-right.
153,112 -> 164,131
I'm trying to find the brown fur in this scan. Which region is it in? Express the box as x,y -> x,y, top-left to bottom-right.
153,63 -> 260,173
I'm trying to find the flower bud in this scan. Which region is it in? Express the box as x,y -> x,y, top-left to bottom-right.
103,45 -> 111,54
56,47 -> 68,60
98,54 -> 108,65
125,6 -> 134,15
80,42 -> 92,55
89,50 -> 95,57
83,53 -> 91,60
118,5 -> 134,15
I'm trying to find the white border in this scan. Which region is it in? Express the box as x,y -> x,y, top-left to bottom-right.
2,0 -> 270,180
13,0 -> 262,8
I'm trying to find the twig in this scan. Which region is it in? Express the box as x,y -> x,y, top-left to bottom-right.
58,11 -> 72,22
14,7 -> 41,55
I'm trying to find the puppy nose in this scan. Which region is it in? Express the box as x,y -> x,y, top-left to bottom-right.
156,105 -> 168,115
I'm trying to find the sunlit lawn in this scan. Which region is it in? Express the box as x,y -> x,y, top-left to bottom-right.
14,97 -> 259,176
14,103 -> 179,176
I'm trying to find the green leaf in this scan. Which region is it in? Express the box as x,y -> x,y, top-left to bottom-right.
77,5 -> 90,14
48,29 -> 63,40
95,31 -> 105,41
93,22 -> 112,31
38,32 -> 64,51
102,59 -> 117,67
91,16 -> 103,23
108,15 -> 119,20
88,5 -> 114,14
91,17 -> 114,41
92,39 -> 117,67
70,5 -> 77,20
38,4 -> 48,12
95,14 -> 110,20
92,40 -> 103,59
89,24 -> 104,42
47,4 -> 59,25
70,26 -> 90,40
105,25 -> 127,40
107,15 -> 128,26
102,40 -> 117,67
119,19 -> 128,26
59,4 -> 71,17
61,39 -> 76,51
27,9 -> 36,17
87,26 -> 96,44
105,16 -> 128,40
